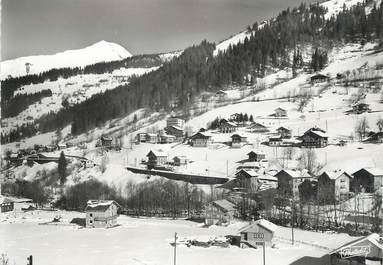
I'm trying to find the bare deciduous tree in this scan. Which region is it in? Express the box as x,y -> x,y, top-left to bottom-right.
355,117 -> 369,141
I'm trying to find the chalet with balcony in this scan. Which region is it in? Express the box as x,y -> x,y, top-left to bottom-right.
248,122 -> 269,133
231,134 -> 248,148
300,127 -> 328,148
190,132 -> 212,147
220,119 -> 237,133
310,73 -> 329,83
165,125 -> 184,140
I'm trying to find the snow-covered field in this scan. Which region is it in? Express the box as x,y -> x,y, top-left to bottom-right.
0,210 -> 360,265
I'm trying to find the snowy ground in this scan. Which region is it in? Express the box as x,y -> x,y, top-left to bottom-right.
0,210 -> 360,265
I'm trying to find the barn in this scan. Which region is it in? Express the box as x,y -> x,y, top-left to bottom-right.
85,200 -> 120,228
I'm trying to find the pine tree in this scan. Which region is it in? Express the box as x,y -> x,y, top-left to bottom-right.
58,151 -> 67,186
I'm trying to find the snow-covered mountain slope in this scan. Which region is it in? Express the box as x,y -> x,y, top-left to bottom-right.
213,0 -> 380,56
322,0 -> 382,19
2,66 -> 159,133
0,40 -> 132,80
213,31 -> 252,56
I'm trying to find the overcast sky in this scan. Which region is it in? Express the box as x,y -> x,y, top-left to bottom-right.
2,0 -> 318,60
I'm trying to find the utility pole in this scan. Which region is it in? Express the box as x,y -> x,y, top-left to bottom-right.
291,199 -> 295,245
263,242 -> 266,265
174,232 -> 177,265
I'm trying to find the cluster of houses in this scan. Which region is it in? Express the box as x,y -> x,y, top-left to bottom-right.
267,126 -> 329,148
146,150 -> 188,170
275,167 -> 383,202
135,116 -> 186,144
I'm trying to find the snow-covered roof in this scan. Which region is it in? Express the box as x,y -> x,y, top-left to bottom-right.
166,125 -> 183,131
258,174 -> 278,182
240,219 -> 278,234
277,126 -> 290,132
147,149 -> 168,157
278,169 -> 312,179
361,167 -> 383,176
236,169 -> 259,178
191,131 -> 212,139
330,233 -> 383,254
231,133 -> 247,138
310,130 -> 328,138
85,200 -> 120,212
0,196 -> 14,204
322,170 -> 351,180
247,150 -> 265,155
222,121 -> 237,127
211,199 -> 236,212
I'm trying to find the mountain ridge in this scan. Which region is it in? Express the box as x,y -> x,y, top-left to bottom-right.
0,40 -> 132,80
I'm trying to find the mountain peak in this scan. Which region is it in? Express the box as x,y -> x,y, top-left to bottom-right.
1,41 -> 132,80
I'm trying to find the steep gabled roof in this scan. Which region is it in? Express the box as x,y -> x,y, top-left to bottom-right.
354,167 -> 383,176
191,132 -> 212,139
147,149 -> 168,157
85,200 -> 120,212
276,169 -> 312,179
240,219 -> 278,234
235,169 -> 259,178
321,170 -> 352,180
211,199 -> 236,212
330,233 -> 383,254
247,150 -> 265,156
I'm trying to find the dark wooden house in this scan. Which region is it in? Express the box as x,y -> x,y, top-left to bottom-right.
363,132 -> 383,143
247,151 -> 266,162
220,119 -> 237,133
248,122 -> 269,133
0,197 -> 14,213
276,126 -> 292,139
165,125 -> 184,140
190,132 -> 212,147
101,136 -> 113,147
310,73 -> 329,83
231,134 -> 247,148
300,127 -> 328,148
352,168 -> 383,193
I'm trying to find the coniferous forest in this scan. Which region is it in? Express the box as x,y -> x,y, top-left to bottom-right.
2,1 -> 382,143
